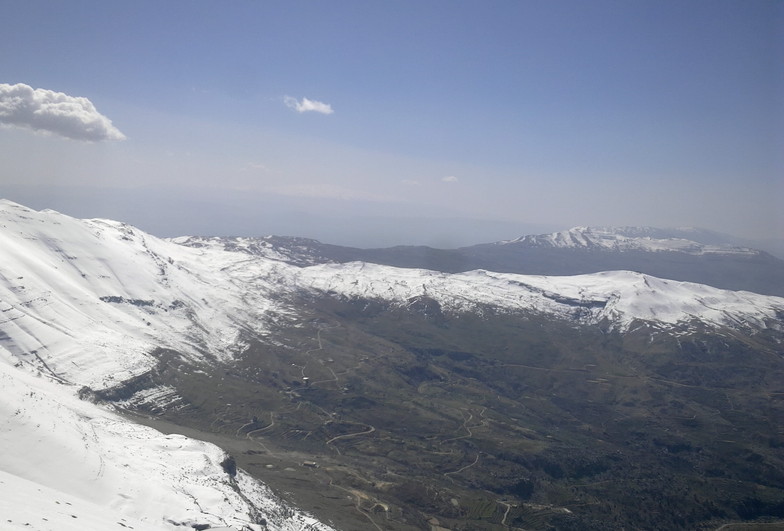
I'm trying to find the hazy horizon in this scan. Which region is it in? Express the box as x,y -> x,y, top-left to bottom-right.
1,1 -> 781,247
5,185 -> 784,257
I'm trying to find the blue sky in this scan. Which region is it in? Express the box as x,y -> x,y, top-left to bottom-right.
1,0 -> 782,247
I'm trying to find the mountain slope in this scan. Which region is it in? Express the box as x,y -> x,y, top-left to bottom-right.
5,200 -> 780,391
289,262 -> 783,332
3,200 -> 784,530
0,199 -> 294,389
0,353 -> 329,531
180,226 -> 784,296
0,200 -> 334,531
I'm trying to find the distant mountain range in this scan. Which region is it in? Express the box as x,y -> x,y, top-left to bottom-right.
4,200 -> 778,392
176,225 -> 784,297
2,199 -> 783,530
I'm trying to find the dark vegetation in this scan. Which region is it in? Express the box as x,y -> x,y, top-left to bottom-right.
117,292 -> 784,530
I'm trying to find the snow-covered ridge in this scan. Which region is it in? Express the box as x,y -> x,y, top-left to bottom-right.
0,199 -> 290,390
289,262 -> 784,332
2,200 -> 782,388
1,200 -> 783,528
502,226 -> 760,255
172,234 -> 332,266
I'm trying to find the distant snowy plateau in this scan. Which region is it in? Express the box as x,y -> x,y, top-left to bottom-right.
1,199 -> 783,530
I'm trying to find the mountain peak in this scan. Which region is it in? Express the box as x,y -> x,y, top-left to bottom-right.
501,226 -> 759,256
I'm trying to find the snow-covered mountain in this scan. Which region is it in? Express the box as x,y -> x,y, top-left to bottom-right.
1,199 -> 783,529
176,226 -> 784,297
464,226 -> 784,296
289,262 -> 783,332
3,199 -> 783,382
0,200 -> 333,531
499,226 -> 761,255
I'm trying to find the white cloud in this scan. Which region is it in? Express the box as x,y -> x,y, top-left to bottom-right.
241,162 -> 270,172
284,95 -> 334,115
442,175 -> 459,183
0,83 -> 126,141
